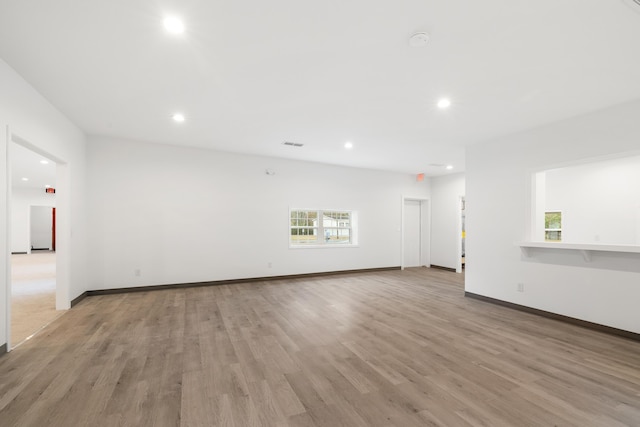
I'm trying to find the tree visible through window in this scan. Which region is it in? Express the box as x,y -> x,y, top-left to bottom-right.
290,209 -> 354,246
545,211 -> 562,242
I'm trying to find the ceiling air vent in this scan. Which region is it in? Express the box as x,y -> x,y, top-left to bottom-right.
283,141 -> 304,147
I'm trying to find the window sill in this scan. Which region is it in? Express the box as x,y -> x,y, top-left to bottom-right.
289,244 -> 360,250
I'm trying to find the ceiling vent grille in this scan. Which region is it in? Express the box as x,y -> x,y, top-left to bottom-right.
283,141 -> 304,147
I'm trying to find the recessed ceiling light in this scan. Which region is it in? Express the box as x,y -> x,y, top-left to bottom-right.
163,16 -> 184,34
438,98 -> 451,109
172,113 -> 185,123
446,165 -> 454,170
344,141 -> 353,149
21,177 -> 29,181
40,160 -> 49,165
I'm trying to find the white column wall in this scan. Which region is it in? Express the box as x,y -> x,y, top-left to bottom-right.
466,99 -> 640,334
0,58 -> 87,348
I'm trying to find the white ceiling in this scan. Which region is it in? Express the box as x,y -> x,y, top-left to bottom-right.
1,0 -> 640,175
10,142 -> 57,190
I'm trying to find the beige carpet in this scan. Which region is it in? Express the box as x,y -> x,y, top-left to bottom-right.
11,251 -> 61,346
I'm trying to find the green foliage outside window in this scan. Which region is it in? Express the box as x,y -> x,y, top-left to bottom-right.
290,209 -> 352,245
545,211 -> 562,242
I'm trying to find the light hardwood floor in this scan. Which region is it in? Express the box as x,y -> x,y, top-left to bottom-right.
0,268 -> 639,426
11,251 -> 60,346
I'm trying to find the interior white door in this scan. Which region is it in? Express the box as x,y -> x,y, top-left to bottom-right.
30,206 -> 53,250
403,200 -> 421,267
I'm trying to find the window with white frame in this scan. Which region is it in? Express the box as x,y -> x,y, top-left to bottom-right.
545,211 -> 562,242
290,209 -> 355,246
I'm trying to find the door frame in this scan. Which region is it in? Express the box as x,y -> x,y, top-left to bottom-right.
401,196 -> 431,270
5,127 -> 70,351
52,207 -> 56,251
456,195 -> 465,273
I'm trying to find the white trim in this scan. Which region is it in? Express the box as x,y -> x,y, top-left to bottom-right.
4,125 -> 12,351
456,196 -> 465,273
289,244 -> 360,250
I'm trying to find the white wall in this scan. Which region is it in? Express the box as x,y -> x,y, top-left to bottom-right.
86,136 -> 431,290
430,173 -> 465,270
466,99 -> 640,334
0,57 -> 87,348
544,155 -> 640,245
11,187 -> 56,252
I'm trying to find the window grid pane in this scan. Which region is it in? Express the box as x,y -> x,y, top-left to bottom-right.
544,211 -> 562,242
291,209 -> 352,245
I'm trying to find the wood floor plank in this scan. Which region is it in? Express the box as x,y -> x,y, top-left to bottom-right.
1,267 -> 639,426
10,252 -> 60,346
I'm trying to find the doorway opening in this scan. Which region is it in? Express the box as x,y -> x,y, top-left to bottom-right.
6,132 -> 68,350
401,197 -> 430,269
457,196 -> 466,273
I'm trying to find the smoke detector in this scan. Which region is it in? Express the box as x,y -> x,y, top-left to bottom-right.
409,32 -> 430,47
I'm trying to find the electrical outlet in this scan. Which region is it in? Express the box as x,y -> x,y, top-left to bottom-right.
135,269 -> 141,277
267,262 -> 272,268
517,283 -> 524,292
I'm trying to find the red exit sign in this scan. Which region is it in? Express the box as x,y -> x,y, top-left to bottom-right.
45,187 -> 56,194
